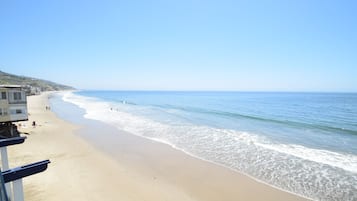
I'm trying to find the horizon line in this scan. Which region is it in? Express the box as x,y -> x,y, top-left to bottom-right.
73,89 -> 357,93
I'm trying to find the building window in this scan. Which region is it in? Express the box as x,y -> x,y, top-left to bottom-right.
16,109 -> 22,114
1,92 -> 6,100
0,108 -> 2,115
13,92 -> 22,100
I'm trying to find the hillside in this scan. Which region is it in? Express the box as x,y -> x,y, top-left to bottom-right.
0,70 -> 74,91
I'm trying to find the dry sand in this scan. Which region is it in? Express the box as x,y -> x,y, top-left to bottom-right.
6,92 -> 308,201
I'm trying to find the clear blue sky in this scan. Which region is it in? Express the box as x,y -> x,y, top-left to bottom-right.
1,0 -> 356,91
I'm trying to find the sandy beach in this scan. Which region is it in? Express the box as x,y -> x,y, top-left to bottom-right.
7,92 -> 308,201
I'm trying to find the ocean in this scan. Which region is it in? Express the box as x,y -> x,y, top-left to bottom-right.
52,91 -> 357,201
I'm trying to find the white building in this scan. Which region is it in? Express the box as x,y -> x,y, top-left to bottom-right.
0,85 -> 28,123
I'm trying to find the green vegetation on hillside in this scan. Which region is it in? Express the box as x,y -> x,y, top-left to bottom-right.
0,70 -> 74,91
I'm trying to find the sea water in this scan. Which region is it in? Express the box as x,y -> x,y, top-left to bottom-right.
55,91 -> 357,201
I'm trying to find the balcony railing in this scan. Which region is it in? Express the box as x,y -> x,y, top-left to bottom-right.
0,137 -> 50,201
8,100 -> 27,105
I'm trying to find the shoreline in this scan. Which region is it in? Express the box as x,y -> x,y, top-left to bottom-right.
9,92 -> 308,201
145,137 -> 312,201
78,119 -> 312,201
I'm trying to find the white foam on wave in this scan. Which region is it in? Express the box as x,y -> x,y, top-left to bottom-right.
62,91 -> 107,110
256,142 -> 357,173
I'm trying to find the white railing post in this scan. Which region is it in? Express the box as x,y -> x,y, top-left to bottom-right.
0,146 -> 13,200
12,179 -> 24,201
